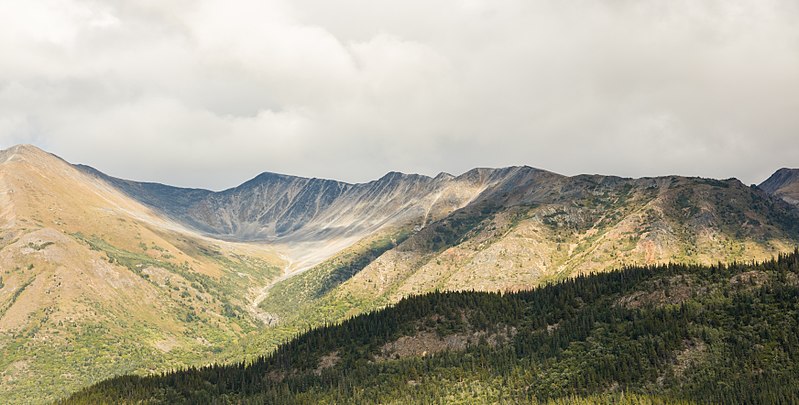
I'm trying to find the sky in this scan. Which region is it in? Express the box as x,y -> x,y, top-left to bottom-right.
0,0 -> 797,190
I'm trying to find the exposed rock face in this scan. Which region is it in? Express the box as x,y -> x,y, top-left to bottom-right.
187,173 -> 352,239
760,168 -> 799,206
76,166 -> 353,240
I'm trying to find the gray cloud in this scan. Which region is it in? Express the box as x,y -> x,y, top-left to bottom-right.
0,0 -> 797,190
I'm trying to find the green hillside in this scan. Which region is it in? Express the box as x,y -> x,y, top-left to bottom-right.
229,176 -> 799,364
65,250 -> 799,404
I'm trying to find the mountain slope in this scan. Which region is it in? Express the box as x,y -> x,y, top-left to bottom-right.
760,168 -> 799,206
76,164 -> 555,244
64,251 -> 799,404
253,174 -> 799,334
0,146 -> 283,404
3,144 -> 798,403
75,165 -> 351,240
75,164 -> 545,286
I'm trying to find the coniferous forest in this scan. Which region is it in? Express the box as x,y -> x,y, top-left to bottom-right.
64,250 -> 799,404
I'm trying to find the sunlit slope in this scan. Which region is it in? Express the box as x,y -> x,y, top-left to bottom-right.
345,176 -> 799,300
0,145 -> 282,403
215,172 -> 799,366
255,174 -> 799,336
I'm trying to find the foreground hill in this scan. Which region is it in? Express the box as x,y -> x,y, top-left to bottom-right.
65,251 -> 799,404
0,146 -> 284,403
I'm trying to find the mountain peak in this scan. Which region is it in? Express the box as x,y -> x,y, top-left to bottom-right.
378,171 -> 432,182
5,144 -> 51,155
236,171 -> 352,191
759,168 -> 799,191
433,172 -> 455,181
0,144 -> 67,168
5,143 -> 43,152
760,168 -> 799,205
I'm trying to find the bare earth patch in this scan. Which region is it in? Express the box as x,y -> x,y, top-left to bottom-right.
729,271 -> 770,288
0,360 -> 30,384
154,336 -> 179,353
314,352 -> 341,375
375,326 -> 516,362
618,275 -> 697,309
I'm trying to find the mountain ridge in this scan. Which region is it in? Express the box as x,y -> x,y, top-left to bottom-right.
74,156 -> 559,242
2,143 -> 798,403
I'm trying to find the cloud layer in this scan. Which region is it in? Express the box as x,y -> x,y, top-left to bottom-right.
1,0 -> 797,189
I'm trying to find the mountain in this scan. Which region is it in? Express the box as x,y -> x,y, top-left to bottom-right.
246,173 -> 799,348
81,162 -> 799,338
76,166 -> 350,241
0,146 -> 284,403
64,251 -> 799,404
760,168 -> 799,206
2,144 -> 798,403
75,164 -> 534,243
75,164 -> 552,281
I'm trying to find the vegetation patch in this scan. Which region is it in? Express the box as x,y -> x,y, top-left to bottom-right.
259,230 -> 409,323
64,250 -> 799,404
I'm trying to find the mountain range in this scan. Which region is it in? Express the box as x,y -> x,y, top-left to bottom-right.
1,144 -> 797,403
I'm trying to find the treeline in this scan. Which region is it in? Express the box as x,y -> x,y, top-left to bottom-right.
63,250 -> 799,404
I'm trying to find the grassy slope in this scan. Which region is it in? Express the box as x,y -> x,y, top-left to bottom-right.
215,229 -> 411,363
64,251 -> 799,404
0,147 -> 284,403
0,228 -> 282,404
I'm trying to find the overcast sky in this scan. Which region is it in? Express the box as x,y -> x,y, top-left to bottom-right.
1,0 -> 797,190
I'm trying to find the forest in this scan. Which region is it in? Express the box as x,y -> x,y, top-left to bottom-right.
64,250 -> 799,404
